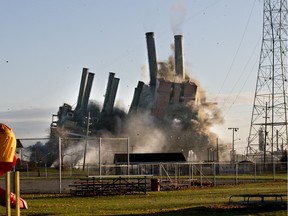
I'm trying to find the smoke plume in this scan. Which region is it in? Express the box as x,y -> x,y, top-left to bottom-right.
170,0 -> 188,35
27,41 -> 225,167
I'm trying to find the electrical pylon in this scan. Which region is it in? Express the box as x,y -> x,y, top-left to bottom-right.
247,0 -> 288,162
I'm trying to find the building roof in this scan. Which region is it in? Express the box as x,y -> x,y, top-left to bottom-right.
16,139 -> 23,148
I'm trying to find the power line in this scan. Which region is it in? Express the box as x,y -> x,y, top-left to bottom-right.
214,0 -> 258,105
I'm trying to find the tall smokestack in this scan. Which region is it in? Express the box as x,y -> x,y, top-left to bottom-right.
129,81 -> 144,115
101,73 -> 120,115
174,35 -> 185,80
105,77 -> 120,115
102,72 -> 115,114
146,32 -> 158,86
75,68 -> 89,111
80,72 -> 94,114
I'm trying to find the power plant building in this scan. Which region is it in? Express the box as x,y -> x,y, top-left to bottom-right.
51,32 -> 198,136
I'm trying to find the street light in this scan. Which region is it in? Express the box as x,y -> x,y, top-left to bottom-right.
228,127 -> 239,162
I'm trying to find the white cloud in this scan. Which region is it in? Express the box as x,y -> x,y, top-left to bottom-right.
0,107 -> 55,138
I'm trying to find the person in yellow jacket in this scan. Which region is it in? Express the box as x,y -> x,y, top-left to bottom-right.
0,123 -> 28,209
0,123 -> 17,176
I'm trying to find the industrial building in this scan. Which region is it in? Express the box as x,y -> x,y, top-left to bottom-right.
49,32 -> 217,165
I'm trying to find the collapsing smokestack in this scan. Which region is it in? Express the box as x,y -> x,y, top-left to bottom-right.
101,72 -> 120,115
75,68 -> 89,112
146,32 -> 158,87
129,81 -> 144,115
80,72 -> 94,113
102,72 -> 115,114
106,77 -> 119,115
174,35 -> 185,80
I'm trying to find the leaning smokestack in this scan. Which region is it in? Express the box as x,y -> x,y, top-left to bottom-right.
105,77 -> 120,115
174,35 -> 185,80
129,81 -> 144,115
102,72 -> 115,114
80,72 -> 94,114
146,32 -> 158,86
75,68 -> 89,112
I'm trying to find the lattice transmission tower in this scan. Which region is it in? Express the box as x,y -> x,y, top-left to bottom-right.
247,0 -> 288,162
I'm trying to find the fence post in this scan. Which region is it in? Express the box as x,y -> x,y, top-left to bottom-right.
273,162 -> 276,180
191,164 -> 194,183
213,163 -> 216,186
26,163 -> 29,178
159,163 -> 162,182
6,172 -> 11,216
70,164 -> 73,177
188,163 -> 191,181
254,162 -> 257,183
200,164 -> 203,186
174,164 -> 177,182
59,137 -> 62,193
45,164 -> 47,178
235,163 -> 238,184
99,138 -> 102,179
15,171 -> 20,216
127,137 -> 129,177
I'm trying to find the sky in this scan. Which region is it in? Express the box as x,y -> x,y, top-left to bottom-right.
0,0 -> 264,154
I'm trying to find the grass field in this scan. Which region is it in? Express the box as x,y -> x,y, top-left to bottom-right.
0,180 -> 287,216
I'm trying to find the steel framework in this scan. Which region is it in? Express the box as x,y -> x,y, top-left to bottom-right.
247,0 -> 288,161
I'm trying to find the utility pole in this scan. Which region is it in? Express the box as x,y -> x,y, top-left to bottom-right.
228,127 -> 239,162
83,112 -> 91,170
263,102 -> 269,165
216,138 -> 219,162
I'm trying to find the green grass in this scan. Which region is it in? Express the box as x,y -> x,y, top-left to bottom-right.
0,180 -> 287,216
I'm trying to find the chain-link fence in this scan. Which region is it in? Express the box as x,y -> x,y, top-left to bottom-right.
2,137 -> 285,194
1,161 -> 285,194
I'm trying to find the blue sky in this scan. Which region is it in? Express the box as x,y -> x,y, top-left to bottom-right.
0,0 -> 263,153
